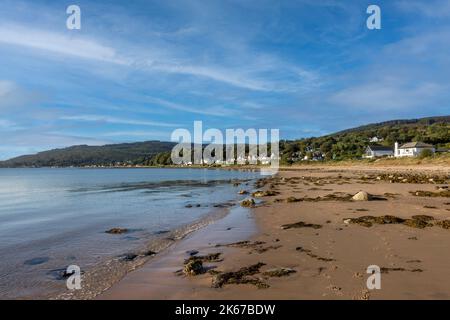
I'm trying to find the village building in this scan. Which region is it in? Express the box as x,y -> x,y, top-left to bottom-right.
363,145 -> 394,158
394,141 -> 435,157
369,136 -> 384,143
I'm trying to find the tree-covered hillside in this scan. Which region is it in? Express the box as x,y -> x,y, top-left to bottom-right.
0,141 -> 176,167
280,116 -> 450,163
1,116 -> 448,167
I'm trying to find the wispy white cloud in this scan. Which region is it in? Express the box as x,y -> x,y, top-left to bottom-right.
149,63 -> 273,92
146,96 -> 237,117
0,20 -> 321,93
60,114 -> 179,127
0,24 -> 128,65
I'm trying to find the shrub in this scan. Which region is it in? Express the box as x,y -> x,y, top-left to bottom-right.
419,149 -> 434,159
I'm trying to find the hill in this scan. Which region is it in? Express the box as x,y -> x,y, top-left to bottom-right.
1,116 -> 448,167
280,115 -> 450,163
0,141 -> 176,167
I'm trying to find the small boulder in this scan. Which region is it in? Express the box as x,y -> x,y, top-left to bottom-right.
352,191 -> 372,201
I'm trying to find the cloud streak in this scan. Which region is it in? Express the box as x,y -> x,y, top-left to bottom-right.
0,24 -> 127,65
60,115 -> 179,127
0,20 -> 320,93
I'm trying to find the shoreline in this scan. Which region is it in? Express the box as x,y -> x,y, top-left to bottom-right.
1,153 -> 448,171
0,168 -> 261,300
98,203 -> 258,299
51,175 -> 260,300
99,164 -> 449,300
53,207 -> 231,300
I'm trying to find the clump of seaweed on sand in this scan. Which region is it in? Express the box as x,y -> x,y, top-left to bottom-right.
179,253 -> 223,276
296,247 -> 335,262
262,267 -> 296,277
210,263 -> 297,288
359,173 -> 448,184
281,221 -> 322,230
282,191 -> 387,203
410,190 -> 450,198
343,214 -> 450,229
210,263 -> 269,289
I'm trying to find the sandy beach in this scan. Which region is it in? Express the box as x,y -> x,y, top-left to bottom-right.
98,165 -> 450,300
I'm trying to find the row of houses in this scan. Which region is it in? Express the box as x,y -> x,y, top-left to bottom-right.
364,141 -> 442,158
181,153 -> 278,165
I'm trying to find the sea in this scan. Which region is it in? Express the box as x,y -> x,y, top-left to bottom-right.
0,168 -> 260,299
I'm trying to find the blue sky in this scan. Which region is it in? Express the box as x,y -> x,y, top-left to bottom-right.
0,0 -> 449,159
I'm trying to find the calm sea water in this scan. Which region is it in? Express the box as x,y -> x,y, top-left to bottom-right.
0,168 -> 259,299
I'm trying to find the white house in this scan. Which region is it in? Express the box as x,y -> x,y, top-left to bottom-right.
369,136 -> 384,143
394,141 -> 435,157
363,145 -> 394,158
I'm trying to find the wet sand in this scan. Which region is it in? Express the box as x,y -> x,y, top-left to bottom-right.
99,165 -> 450,300
98,205 -> 257,299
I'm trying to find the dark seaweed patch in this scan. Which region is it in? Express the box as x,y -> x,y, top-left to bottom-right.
281,221 -> 322,230
211,262 -> 268,289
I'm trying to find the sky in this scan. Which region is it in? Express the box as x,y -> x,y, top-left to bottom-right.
0,0 -> 449,160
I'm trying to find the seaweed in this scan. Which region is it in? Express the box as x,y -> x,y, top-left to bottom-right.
285,192 -> 385,203
263,267 -> 296,277
411,190 -> 450,198
344,215 -> 438,229
296,246 -> 335,262
184,252 -> 222,264
183,260 -> 204,276
211,262 -> 268,288
380,267 -> 423,274
286,196 -> 303,203
252,190 -> 279,197
105,228 -> 128,234
281,221 -> 322,230
436,220 -> 450,229
240,198 -> 255,207
362,173 -> 448,184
